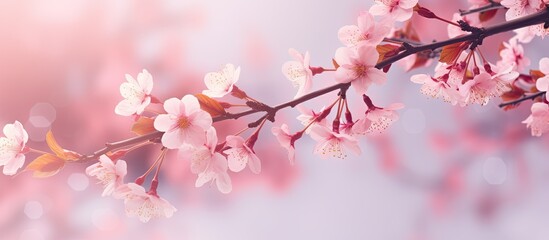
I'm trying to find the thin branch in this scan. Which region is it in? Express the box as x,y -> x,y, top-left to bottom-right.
498,92 -> 546,108
78,131 -> 163,162
459,1 -> 505,16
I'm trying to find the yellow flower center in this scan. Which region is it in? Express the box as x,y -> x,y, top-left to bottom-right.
177,116 -> 191,129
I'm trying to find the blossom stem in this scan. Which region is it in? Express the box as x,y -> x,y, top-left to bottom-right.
28,148 -> 50,155
498,92 -> 546,108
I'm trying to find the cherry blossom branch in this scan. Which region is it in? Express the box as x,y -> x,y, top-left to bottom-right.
214,8 -> 549,124
459,1 -> 504,16
77,7 -> 549,164
498,91 -> 546,108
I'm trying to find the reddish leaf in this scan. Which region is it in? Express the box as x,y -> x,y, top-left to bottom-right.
479,9 -> 498,22
194,93 -> 227,117
332,58 -> 340,69
46,130 -> 81,161
530,70 -> 545,81
230,86 -> 248,99
25,154 -> 65,178
501,86 -> 524,102
376,44 -> 401,63
131,116 -> 156,135
439,42 -> 469,64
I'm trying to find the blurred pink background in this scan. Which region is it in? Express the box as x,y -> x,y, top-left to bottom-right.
1,0 -> 549,239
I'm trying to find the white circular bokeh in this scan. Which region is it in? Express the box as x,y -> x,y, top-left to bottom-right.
482,157 -> 507,185
401,108 -> 426,134
24,201 -> 43,220
67,173 -> 89,191
29,103 -> 56,128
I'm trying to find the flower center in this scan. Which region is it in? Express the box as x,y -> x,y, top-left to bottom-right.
354,65 -> 368,77
177,116 -> 191,129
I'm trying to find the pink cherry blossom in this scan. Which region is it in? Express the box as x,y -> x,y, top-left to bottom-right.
296,106 -> 327,134
271,124 -> 296,164
501,0 -> 543,21
202,64 -> 240,98
522,102 -> 549,136
0,121 -> 28,176
115,183 -> 176,222
115,69 -> 153,116
460,64 -> 519,105
535,58 -> 549,101
180,127 -> 232,194
334,44 -> 387,94
282,49 -> 313,99
369,0 -> 419,22
410,74 -> 462,105
309,125 -> 361,159
86,155 -> 127,197
223,135 -> 261,174
154,95 -> 213,149
338,12 -> 391,47
497,37 -> 531,71
354,103 -> 404,134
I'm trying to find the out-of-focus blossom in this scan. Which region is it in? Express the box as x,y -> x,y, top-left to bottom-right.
0,121 -> 28,176
410,74 -> 462,105
203,64 -> 240,98
224,135 -> 261,174
272,124 -> 296,164
282,49 -> 313,99
194,153 -> 232,193
354,103 -> 404,134
338,12 -> 391,47
181,127 -> 232,194
334,44 -> 386,94
497,37 -> 531,71
154,95 -> 212,149
535,58 -> 549,101
369,0 -> 418,22
447,13 -> 482,38
522,102 -> 549,136
115,183 -> 176,223
309,125 -> 361,159
86,155 -> 127,197
115,69 -> 153,116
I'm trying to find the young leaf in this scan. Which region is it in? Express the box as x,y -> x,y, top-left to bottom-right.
46,130 -> 81,161
479,9 -> 498,22
439,42 -> 469,64
194,93 -> 227,117
376,44 -> 401,64
25,154 -> 65,178
131,116 -> 156,135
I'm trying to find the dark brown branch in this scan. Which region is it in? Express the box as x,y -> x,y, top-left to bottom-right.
498,92 -> 546,108
459,1 -> 505,16
215,8 -> 549,123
